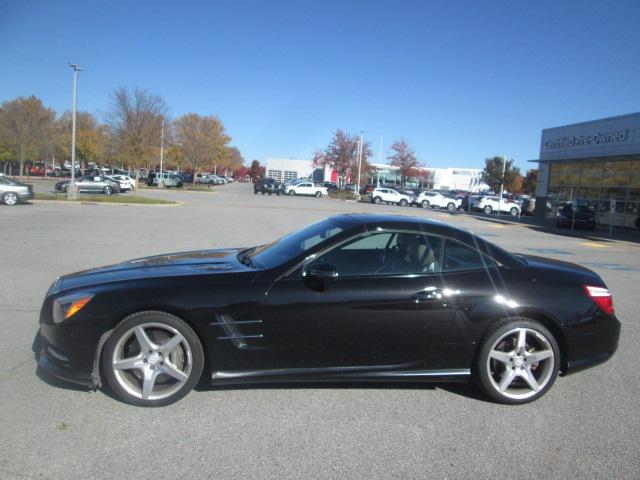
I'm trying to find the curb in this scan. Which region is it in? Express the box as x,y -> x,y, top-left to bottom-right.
30,199 -> 184,208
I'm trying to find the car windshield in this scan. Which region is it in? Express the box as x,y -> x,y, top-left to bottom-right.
242,218 -> 344,269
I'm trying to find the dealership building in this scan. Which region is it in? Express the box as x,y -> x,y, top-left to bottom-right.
533,112 -> 640,228
265,157 -> 486,191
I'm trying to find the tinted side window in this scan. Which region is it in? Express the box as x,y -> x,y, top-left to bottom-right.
441,239 -> 498,272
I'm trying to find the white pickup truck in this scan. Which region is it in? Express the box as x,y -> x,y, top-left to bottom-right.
284,181 -> 328,198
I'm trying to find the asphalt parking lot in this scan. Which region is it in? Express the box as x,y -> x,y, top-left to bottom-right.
1,181 -> 639,479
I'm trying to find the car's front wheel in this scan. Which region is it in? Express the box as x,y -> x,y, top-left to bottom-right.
398,199 -> 408,207
2,192 -> 19,206
373,196 -> 381,204
101,311 -> 204,407
103,186 -> 113,195
510,207 -> 519,216
447,202 -> 455,211
483,205 -> 493,214
288,190 -> 295,196
315,191 -> 322,198
421,200 -> 430,209
474,319 -> 560,405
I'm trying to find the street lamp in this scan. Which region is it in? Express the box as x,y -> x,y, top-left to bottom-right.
355,131 -> 364,201
67,63 -> 82,200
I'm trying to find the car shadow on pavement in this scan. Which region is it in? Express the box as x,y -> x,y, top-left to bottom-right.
198,380 -> 492,403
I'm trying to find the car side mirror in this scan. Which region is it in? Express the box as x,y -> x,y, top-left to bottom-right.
308,263 -> 339,281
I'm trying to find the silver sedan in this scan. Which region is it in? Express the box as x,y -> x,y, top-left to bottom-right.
0,175 -> 34,206
55,175 -> 121,195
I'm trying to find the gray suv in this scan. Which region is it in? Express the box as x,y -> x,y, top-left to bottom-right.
0,175 -> 34,206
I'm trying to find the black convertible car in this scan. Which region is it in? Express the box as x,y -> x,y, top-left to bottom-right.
38,214 -> 620,406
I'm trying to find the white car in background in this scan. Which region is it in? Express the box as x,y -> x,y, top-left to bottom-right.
414,191 -> 460,210
471,195 -> 520,216
284,181 -> 328,198
109,175 -> 136,191
369,188 -> 412,206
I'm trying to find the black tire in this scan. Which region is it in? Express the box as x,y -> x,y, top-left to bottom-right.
103,186 -> 113,195
421,200 -> 429,209
373,196 -> 381,204
101,311 -> 204,407
474,318 -> 560,405
483,205 -> 493,214
3,192 -> 19,206
268,192 -> 272,195
398,199 -> 408,207
447,202 -> 455,211
254,190 -> 258,195
315,191 -> 322,198
277,192 -> 280,196
510,207 -> 519,216
288,190 -> 295,196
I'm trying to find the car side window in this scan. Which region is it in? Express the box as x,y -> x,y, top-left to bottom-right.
441,239 -> 498,272
309,231 -> 443,277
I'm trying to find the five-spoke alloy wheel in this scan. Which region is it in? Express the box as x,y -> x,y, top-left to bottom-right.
475,319 -> 559,404
102,311 -> 204,406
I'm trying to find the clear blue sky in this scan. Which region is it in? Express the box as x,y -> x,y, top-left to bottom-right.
1,0 -> 639,170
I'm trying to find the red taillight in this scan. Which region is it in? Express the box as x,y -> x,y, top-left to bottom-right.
584,285 -> 614,315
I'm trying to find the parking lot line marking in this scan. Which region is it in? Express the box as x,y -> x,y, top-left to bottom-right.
579,242 -> 608,249
490,224 -> 507,229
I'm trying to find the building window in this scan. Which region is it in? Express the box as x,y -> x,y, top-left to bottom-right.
267,170 -> 283,181
283,170 -> 297,181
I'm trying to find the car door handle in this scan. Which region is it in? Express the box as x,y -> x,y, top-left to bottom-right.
411,290 -> 441,303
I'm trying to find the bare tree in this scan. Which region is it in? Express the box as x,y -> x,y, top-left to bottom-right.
0,96 -> 56,176
388,139 -> 418,187
106,87 -> 168,191
173,113 -> 230,185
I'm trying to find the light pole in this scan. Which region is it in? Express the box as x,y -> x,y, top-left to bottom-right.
377,133 -> 383,187
67,63 -> 82,200
158,118 -> 165,188
355,131 -> 364,201
497,155 -> 507,216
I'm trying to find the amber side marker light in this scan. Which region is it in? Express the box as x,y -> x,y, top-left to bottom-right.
52,293 -> 95,324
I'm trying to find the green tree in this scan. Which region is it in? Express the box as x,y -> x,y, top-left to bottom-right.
388,139 -> 418,187
481,156 -> 521,193
173,113 -> 231,185
0,96 -> 56,176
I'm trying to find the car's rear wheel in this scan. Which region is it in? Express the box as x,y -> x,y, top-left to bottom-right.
3,192 -> 19,206
421,200 -> 430,209
483,205 -> 493,214
101,311 -> 204,407
288,190 -> 295,196
447,202 -> 455,211
103,186 -> 113,195
510,207 -> 519,216
474,319 -> 559,404
315,191 -> 322,198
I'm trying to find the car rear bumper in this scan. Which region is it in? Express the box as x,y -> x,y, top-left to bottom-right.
562,313 -> 620,375
18,191 -> 34,201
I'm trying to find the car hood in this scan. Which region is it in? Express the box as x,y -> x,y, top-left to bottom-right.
57,248 -> 255,292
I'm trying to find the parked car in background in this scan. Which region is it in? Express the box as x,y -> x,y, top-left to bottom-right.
151,172 -> 183,188
55,175 -> 121,195
370,188 -> 412,206
323,181 -> 338,191
196,174 -> 224,185
359,184 -> 376,195
0,175 -> 34,205
413,191 -> 460,210
284,181 -> 328,197
471,195 -> 520,216
254,177 -> 281,195
176,172 -> 194,184
556,203 -> 596,230
108,175 -> 136,192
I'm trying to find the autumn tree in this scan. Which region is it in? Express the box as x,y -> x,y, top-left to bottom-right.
481,156 -> 521,194
388,139 -> 418,187
220,146 -> 244,176
522,169 -> 538,195
106,87 -> 168,190
248,159 -> 265,180
313,130 -> 372,187
0,96 -> 57,176
57,111 -> 107,167
173,113 -> 230,185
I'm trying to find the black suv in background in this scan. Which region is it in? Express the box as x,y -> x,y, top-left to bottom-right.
556,203 -> 596,230
254,177 -> 281,195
